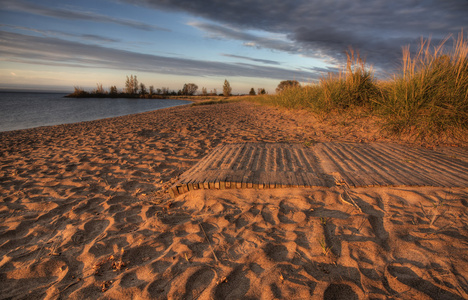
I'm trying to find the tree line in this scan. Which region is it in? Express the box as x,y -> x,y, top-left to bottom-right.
68,75 -> 267,98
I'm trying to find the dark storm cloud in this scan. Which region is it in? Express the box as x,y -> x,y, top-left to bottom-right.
189,21 -> 301,54
127,0 -> 468,73
0,31 -> 319,81
0,0 -> 170,31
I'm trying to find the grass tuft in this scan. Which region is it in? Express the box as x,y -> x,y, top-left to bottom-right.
377,32 -> 468,138
320,48 -> 380,110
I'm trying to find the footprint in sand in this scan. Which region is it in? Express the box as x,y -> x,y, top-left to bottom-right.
0,219 -> 36,251
147,279 -> 170,298
367,214 -> 389,250
323,283 -> 359,300
120,271 -> 146,289
264,243 -> 290,262
386,264 -> 464,300
83,219 -> 109,241
150,260 -> 172,274
113,206 -> 143,224
182,267 -> 215,299
261,206 -> 279,226
215,266 -> 250,299
71,230 -> 85,245
235,213 -> 253,229
323,220 -> 342,257
461,198 -> 468,207
123,245 -> 164,267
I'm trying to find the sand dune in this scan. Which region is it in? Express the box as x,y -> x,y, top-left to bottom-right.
1,102 -> 467,299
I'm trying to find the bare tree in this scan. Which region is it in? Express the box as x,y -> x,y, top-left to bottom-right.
94,83 -> 105,94
223,79 -> 232,97
139,83 -> 147,95
125,75 -> 139,94
109,85 -> 118,95
132,75 -> 139,94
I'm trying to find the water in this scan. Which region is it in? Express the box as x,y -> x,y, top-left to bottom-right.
0,92 -> 190,132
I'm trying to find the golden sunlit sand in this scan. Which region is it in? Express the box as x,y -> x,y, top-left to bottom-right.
1,102 -> 467,299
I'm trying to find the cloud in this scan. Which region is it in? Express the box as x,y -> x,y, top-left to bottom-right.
221,54 -> 280,65
0,0 -> 170,32
0,31 -> 319,81
0,24 -> 121,43
189,21 -> 303,56
128,0 -> 468,73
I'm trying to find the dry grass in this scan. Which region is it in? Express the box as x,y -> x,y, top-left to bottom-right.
378,32 -> 468,139
246,31 -> 468,143
317,237 -> 333,256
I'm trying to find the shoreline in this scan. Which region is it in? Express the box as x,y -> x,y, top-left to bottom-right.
1,102 -> 467,299
0,96 -> 193,134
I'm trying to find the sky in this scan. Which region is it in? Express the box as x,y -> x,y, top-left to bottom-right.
0,0 -> 467,94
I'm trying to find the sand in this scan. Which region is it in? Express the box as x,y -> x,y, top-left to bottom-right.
1,101 -> 467,299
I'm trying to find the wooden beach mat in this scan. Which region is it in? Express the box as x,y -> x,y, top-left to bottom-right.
169,143 -> 335,197
169,142 -> 468,197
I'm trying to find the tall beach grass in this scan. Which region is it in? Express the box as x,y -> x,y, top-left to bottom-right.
378,32 -> 468,137
248,32 -> 468,141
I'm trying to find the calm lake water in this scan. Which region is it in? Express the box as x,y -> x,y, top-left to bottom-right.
0,92 -> 190,132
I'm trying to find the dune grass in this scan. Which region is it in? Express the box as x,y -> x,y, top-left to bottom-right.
378,33 -> 468,138
247,32 -> 468,142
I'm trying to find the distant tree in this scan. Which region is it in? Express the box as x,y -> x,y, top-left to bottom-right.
125,75 -> 139,94
149,85 -> 154,95
201,87 -> 208,96
249,87 -> 256,95
161,87 -> 170,95
139,83 -> 147,95
94,83 -> 105,94
156,88 -> 162,95
109,85 -> 118,95
125,76 -> 131,94
223,79 -> 232,97
132,76 -> 139,94
182,83 -> 198,95
258,88 -> 266,95
71,86 -> 88,97
276,80 -> 300,93
73,86 -> 84,94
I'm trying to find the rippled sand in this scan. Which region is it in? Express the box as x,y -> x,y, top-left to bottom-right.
1,102 -> 467,299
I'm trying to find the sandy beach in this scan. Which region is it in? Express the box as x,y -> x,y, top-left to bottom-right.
1,101 -> 467,299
